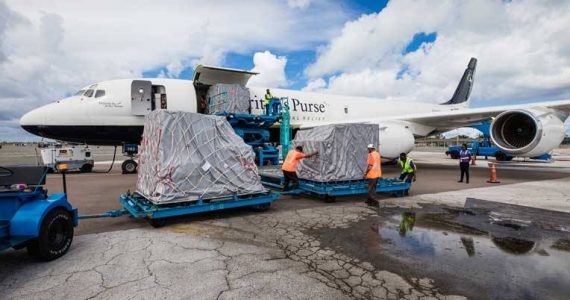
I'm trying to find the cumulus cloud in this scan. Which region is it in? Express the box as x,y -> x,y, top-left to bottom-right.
247,51 -> 288,88
0,0 -> 350,140
305,0 -> 570,105
302,78 -> 326,92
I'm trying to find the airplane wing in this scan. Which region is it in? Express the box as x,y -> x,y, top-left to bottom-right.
400,99 -> 570,131
297,99 -> 570,133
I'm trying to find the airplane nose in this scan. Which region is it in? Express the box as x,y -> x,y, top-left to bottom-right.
20,106 -> 46,136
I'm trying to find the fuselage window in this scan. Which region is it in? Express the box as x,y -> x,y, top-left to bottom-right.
83,89 -> 94,97
95,90 -> 106,98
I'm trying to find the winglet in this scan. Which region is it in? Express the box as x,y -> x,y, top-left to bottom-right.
441,57 -> 477,105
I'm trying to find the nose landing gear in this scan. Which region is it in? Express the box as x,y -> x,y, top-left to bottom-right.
121,144 -> 139,174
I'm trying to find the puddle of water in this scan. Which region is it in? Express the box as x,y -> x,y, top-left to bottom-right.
376,211 -> 570,299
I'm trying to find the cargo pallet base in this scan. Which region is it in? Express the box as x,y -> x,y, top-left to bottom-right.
259,167 -> 410,203
80,191 -> 279,228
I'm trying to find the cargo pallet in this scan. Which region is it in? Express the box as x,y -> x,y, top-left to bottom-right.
80,191 -> 280,228
259,167 -> 411,202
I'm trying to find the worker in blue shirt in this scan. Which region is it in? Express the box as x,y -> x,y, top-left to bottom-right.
458,143 -> 472,183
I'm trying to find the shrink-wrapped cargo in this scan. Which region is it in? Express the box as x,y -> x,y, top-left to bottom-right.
293,123 -> 380,182
137,110 -> 265,204
206,83 -> 251,114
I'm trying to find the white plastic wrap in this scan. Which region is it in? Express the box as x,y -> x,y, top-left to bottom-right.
206,83 -> 251,114
137,110 -> 265,204
293,123 -> 380,182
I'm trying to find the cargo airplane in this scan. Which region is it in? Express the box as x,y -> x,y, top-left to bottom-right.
20,58 -> 570,173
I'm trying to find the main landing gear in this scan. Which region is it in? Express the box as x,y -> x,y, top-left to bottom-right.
121,144 -> 139,174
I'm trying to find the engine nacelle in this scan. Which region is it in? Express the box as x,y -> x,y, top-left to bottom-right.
378,124 -> 415,160
490,108 -> 566,157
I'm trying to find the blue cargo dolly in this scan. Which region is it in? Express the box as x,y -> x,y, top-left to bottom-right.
80,191 -> 280,227
258,167 -> 411,202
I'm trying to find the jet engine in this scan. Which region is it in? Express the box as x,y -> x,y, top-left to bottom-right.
490,108 -> 566,157
378,124 -> 415,160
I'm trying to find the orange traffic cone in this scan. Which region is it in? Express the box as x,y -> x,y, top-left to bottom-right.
487,162 -> 500,183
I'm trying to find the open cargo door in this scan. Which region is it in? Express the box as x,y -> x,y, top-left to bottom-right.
192,65 -> 258,86
131,80 -> 153,115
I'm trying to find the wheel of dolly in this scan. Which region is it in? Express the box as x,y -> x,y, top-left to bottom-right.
122,160 -> 138,174
148,218 -> 167,228
27,208 -> 74,261
324,195 -> 336,203
251,203 -> 271,212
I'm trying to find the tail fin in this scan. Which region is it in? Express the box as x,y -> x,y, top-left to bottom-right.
441,57 -> 477,105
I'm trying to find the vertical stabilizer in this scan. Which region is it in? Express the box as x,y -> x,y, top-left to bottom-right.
441,57 -> 477,105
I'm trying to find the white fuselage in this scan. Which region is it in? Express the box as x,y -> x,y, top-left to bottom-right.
21,78 -> 457,159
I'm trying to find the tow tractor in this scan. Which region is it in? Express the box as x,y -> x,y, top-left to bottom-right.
0,165 -> 77,261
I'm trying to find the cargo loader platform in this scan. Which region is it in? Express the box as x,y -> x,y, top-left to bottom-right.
80,191 -> 280,228
258,166 -> 411,202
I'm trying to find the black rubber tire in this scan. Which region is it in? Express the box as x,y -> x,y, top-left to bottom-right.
122,160 -> 138,174
80,164 -> 93,173
495,152 -> 507,161
251,203 -> 271,212
148,218 -> 167,228
450,151 -> 460,159
324,195 -> 336,203
27,208 -> 74,261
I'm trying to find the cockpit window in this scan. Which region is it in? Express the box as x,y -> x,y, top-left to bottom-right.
83,89 -> 94,97
74,89 -> 86,96
95,90 -> 106,98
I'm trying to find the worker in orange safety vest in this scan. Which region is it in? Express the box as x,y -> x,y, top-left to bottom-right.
281,145 -> 318,191
364,144 -> 382,206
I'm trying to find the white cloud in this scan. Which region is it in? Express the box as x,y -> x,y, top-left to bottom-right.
247,51 -> 288,88
302,78 -> 326,92
0,0 -> 350,140
288,0 -> 312,9
305,0 -> 570,105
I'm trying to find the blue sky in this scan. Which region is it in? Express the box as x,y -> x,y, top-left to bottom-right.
142,1 -> 393,91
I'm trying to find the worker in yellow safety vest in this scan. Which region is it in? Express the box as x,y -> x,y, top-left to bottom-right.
364,144 -> 382,206
264,89 -> 273,115
281,146 -> 318,190
398,152 -> 416,196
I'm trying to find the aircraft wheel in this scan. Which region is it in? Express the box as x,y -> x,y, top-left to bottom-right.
122,160 -> 138,174
27,208 -> 74,261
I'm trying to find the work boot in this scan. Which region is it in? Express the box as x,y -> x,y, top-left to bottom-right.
457,180 -> 463,183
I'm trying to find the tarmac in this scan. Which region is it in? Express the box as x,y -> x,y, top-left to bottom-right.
1,148 -> 570,299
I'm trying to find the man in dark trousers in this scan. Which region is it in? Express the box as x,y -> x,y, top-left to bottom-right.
398,152 -> 416,195
364,144 -> 381,206
281,146 -> 318,190
264,89 -> 273,115
458,143 -> 472,183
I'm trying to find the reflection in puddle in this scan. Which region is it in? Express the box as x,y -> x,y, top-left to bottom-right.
376,210 -> 570,299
